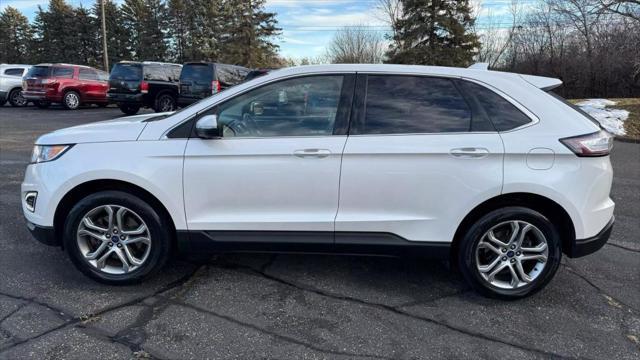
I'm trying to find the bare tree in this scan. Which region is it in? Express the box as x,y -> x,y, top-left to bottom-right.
376,0 -> 403,48
599,0 -> 640,20
325,25 -> 386,64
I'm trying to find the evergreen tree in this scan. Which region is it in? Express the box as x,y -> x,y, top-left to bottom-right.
32,0 -> 80,63
121,0 -> 169,61
0,6 -> 33,63
93,0 -> 133,70
74,5 -> 99,67
386,0 -> 480,66
218,0 -> 280,67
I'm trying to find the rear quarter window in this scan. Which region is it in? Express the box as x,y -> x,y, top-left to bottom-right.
181,64 -> 212,81
457,80 -> 532,131
26,66 -> 51,78
4,68 -> 25,76
144,65 -> 169,81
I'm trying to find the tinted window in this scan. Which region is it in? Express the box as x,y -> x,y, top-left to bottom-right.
79,68 -> 98,81
4,68 -> 24,76
357,75 -> 471,134
97,70 -> 109,82
181,64 -> 212,82
144,65 -> 169,81
53,67 -> 74,78
215,64 -> 248,87
168,65 -> 182,82
111,64 -> 142,81
26,66 -> 50,78
457,80 -> 531,131
216,75 -> 344,137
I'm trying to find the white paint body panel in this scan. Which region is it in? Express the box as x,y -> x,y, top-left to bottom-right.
22,64 -> 614,244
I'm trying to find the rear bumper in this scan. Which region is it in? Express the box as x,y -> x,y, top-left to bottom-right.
108,92 -> 144,104
26,221 -> 59,246
566,216 -> 614,258
22,90 -> 57,102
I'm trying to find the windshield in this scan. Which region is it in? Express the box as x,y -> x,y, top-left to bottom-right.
110,64 -> 142,81
180,64 -> 212,82
26,66 -> 51,78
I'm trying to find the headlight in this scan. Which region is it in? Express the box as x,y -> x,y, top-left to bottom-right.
30,145 -> 72,163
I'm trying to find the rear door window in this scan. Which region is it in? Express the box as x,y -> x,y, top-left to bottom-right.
353,75 -> 471,134
111,64 -> 142,81
144,65 -> 169,81
457,80 -> 532,131
53,67 -> 74,78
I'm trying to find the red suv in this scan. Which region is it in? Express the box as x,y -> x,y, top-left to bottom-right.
22,64 -> 109,110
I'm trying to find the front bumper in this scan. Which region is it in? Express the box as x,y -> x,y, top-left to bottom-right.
26,221 -> 59,246
0,90 -> 7,102
566,216 -> 614,258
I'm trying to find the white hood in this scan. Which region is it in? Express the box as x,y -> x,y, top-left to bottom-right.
35,112 -> 172,145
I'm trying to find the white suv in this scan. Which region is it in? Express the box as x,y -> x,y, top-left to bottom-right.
22,64 -> 614,298
0,64 -> 31,107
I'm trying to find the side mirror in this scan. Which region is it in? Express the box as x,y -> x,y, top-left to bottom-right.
195,115 -> 220,139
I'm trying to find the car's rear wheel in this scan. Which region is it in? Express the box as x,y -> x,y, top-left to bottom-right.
34,100 -> 50,109
8,88 -> 28,107
154,93 -> 176,113
119,104 -> 140,115
63,191 -> 171,284
458,207 -> 562,299
63,91 -> 81,110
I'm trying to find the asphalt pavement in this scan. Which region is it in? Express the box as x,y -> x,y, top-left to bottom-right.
0,103 -> 638,359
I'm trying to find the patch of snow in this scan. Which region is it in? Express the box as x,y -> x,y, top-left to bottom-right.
576,98 -> 629,136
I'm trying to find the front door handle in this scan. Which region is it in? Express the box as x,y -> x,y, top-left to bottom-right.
293,149 -> 331,158
450,147 -> 490,159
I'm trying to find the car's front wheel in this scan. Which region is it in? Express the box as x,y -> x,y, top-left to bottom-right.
458,207 -> 562,299
63,191 -> 171,284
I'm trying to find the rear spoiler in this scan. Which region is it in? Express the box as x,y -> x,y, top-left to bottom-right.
467,63 -> 562,91
519,74 -> 562,91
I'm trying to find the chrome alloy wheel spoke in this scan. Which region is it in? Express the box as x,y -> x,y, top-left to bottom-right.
76,204 -> 152,275
475,220 -> 549,290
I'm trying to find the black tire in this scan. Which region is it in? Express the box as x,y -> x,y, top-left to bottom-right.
63,91 -> 81,110
8,88 -> 28,107
154,93 -> 176,113
34,100 -> 50,109
458,206 -> 562,299
119,104 -> 140,115
0,98 -> 6,106
63,190 -> 171,284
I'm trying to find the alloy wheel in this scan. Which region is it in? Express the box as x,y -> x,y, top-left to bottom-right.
10,90 -> 27,106
158,95 -> 174,112
65,92 -> 79,109
475,220 -> 549,289
76,205 -> 152,275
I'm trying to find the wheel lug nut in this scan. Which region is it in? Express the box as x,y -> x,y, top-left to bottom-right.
113,228 -> 118,234
117,243 -> 122,248
120,235 -> 126,240
501,256 -> 507,261
501,248 -> 507,253
510,245 -> 516,249
510,258 -> 516,263
516,251 -> 521,256
108,242 -> 113,247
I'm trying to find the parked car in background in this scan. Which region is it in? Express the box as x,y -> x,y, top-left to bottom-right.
22,64 -> 109,110
0,64 -> 31,107
243,68 -> 272,82
22,64 -> 614,299
108,61 -> 182,115
178,62 -> 249,107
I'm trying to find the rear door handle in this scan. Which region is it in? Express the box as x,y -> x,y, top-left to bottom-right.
450,147 -> 490,159
294,149 -> 331,158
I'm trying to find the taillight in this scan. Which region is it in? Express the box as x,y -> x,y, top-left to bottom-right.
140,81 -> 149,94
211,80 -> 221,94
560,130 -> 613,157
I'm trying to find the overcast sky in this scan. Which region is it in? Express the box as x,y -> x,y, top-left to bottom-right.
1,0 -> 524,59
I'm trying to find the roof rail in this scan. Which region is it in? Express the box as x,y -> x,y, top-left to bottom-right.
468,63 -> 489,70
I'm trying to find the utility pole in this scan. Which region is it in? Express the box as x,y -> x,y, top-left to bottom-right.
101,0 -> 109,71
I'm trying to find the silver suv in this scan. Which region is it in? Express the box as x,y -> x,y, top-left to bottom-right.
0,64 -> 31,107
